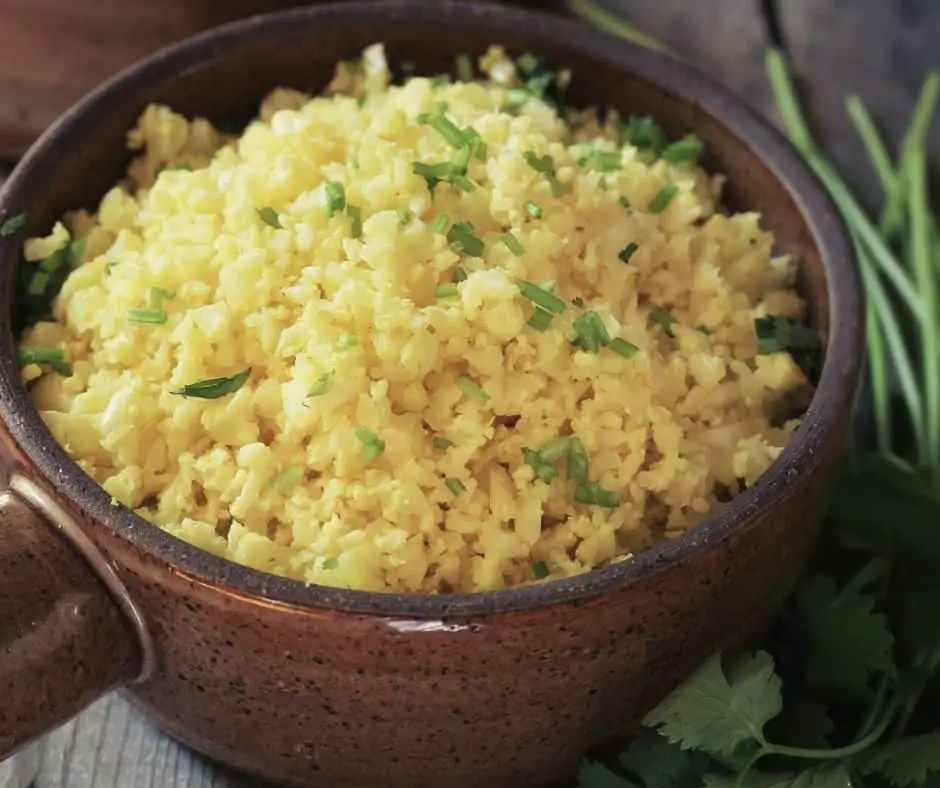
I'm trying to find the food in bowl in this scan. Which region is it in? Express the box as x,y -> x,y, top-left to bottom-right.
14,45 -> 817,594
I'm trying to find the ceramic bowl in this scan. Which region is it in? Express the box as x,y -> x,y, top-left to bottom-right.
0,3 -> 863,787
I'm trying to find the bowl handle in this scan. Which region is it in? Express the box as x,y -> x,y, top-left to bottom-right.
0,483 -> 144,759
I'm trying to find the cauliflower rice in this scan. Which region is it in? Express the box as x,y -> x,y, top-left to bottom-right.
16,46 -> 812,593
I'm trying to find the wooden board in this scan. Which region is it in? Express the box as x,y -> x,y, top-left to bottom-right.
1,1 -> 938,786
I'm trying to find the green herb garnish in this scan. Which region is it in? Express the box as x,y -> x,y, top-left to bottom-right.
650,307 -> 676,338
618,242 -> 639,264
608,338 -> 639,359
324,181 -> 346,217
527,308 -> 554,331
661,134 -> 704,166
523,150 -> 566,196
413,161 -> 452,194
447,222 -> 484,257
566,437 -> 589,484
337,332 -> 360,350
307,373 -> 332,398
455,54 -> 474,82
436,283 -> 459,299
321,557 -> 339,570
347,205 -> 363,238
457,375 -> 489,405
170,368 -> 251,399
68,238 -> 86,266
397,208 -> 412,225
754,315 -> 822,378
620,115 -> 668,153
433,436 -> 454,450
572,310 -> 611,353
452,266 -> 468,283
572,296 -> 585,308
518,280 -> 566,315
649,181 -> 679,213
273,465 -> 304,491
18,347 -> 71,375
538,437 -> 571,462
257,207 -> 282,228
127,308 -> 168,325
501,232 -> 524,256
445,477 -> 466,496
618,196 -> 630,209
532,561 -> 550,580
355,426 -> 385,461
523,447 -> 560,483
432,214 -> 450,234
0,212 -> 26,238
28,272 -> 49,296
574,481 -> 621,508
524,200 -> 543,219
581,150 -> 623,172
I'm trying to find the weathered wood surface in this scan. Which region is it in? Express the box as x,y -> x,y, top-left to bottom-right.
1,1 -> 937,786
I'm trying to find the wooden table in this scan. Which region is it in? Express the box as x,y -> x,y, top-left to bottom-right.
1,1 -> 937,786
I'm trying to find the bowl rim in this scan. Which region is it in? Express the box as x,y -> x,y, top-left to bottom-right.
0,0 -> 863,617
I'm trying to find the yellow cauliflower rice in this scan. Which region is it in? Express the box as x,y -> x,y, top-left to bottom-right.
17,45 -> 813,593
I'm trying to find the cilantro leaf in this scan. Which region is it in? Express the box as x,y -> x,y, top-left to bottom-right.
701,772 -> 782,788
642,652 -> 782,757
900,584 -> 940,672
618,736 -> 708,788
859,733 -> 940,787
578,760 -> 636,788
794,574 -> 894,696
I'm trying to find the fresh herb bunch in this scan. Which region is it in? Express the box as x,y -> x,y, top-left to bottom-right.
569,2 -> 940,787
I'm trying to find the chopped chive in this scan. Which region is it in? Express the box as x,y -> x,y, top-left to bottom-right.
452,266 -> 468,283
618,242 -> 639,264
397,208 -> 412,225
566,437 -> 589,484
106,261 -> 119,273
581,150 -> 623,172
322,557 -> 339,570
453,175 -> 476,193
39,246 -> 68,272
455,54 -> 474,82
273,465 -> 304,491
28,272 -> 50,296
532,561 -> 550,580
572,296 -> 584,308
516,52 -> 541,75
445,477 -> 466,496
524,200 -> 542,219
572,310 -> 611,353
433,436 -> 454,450
649,181 -> 678,213
149,287 -> 176,309
524,448 -> 559,482
165,162 -> 193,172
527,308 -> 554,331
609,338 -> 639,358
0,212 -> 26,238
574,482 -> 621,508
426,113 -> 467,148
650,307 -> 676,338
257,206 -> 282,228
68,238 -> 87,266
447,222 -> 484,257
436,283 -> 459,298
324,181 -> 346,217
307,373 -> 333,398
413,161 -> 451,193
503,89 -> 531,111
620,115 -> 668,153
432,214 -> 450,234
346,152 -> 359,170
618,196 -> 630,209
347,205 -> 363,238
501,232 -> 524,256
697,325 -> 711,335
523,150 -> 565,196
170,368 -> 251,399
518,280 -> 566,314
355,426 -> 386,460
754,315 -> 821,377
429,74 -> 452,88
457,375 -> 489,404
127,308 -> 168,325
538,436 -> 570,462
337,332 -> 359,350
18,347 -> 64,366
661,134 -> 704,166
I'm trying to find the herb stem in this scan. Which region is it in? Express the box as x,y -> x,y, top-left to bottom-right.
856,674 -> 890,740
845,96 -> 897,206
566,0 -> 676,57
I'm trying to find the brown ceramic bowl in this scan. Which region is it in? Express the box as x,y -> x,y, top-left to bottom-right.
0,3 -> 862,787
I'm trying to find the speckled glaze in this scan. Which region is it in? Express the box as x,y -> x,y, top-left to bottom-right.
0,3 -> 863,787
